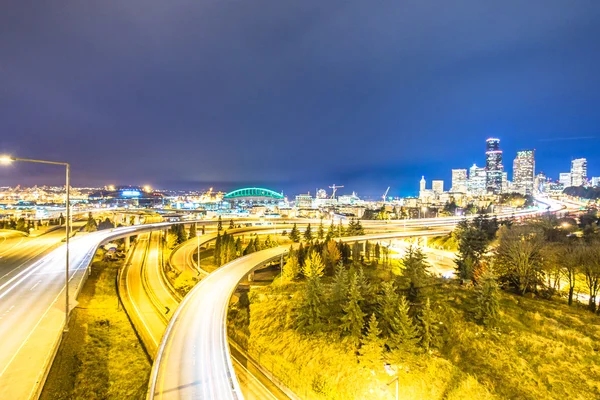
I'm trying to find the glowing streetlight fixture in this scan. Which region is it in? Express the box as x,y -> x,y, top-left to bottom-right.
0,155 -> 14,165
1,155 -> 72,332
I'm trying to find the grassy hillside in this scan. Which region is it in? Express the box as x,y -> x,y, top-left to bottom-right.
230,276 -> 600,400
41,257 -> 150,400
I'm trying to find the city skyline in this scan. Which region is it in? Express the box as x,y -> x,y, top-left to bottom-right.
1,135 -> 596,198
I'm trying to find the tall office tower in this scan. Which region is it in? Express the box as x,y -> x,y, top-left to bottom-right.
571,158 -> 588,187
559,172 -> 572,187
502,172 -> 509,193
451,169 -> 468,193
432,180 -> 444,195
534,173 -> 547,194
468,164 -> 487,196
513,150 -> 535,195
485,138 -> 504,194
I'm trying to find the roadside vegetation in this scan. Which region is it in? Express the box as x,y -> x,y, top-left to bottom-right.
228,212 -> 600,399
164,225 -> 289,297
41,251 -> 150,400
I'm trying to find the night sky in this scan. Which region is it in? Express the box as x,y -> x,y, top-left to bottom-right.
1,1 -> 599,197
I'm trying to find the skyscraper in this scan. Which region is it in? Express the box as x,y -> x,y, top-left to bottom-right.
571,158 -> 587,187
468,164 -> 487,196
432,180 -> 444,195
485,138 -> 503,194
513,150 -> 535,195
559,172 -> 572,187
534,172 -> 547,194
451,169 -> 468,193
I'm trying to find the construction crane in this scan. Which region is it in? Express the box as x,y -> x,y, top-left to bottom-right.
329,184 -> 344,199
382,187 -> 390,202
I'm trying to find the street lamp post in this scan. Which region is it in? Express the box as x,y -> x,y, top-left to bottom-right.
196,221 -> 201,273
0,155 -> 71,332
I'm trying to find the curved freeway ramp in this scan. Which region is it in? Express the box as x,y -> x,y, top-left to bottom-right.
150,247 -> 285,400
147,202 -> 565,400
148,230 -> 454,400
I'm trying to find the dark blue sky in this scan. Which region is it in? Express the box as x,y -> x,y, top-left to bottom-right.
1,1 -> 599,197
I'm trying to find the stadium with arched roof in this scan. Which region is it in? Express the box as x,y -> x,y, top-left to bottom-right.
223,187 -> 285,204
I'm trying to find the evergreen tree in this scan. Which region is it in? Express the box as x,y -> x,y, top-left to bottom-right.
326,222 -> 335,241
253,236 -> 262,251
229,219 -> 235,229
352,241 -> 362,264
355,219 -> 364,235
364,240 -> 372,261
176,224 -> 187,244
388,295 -> 420,351
377,281 -> 399,337
338,221 -> 346,237
454,219 -> 489,283
418,298 -> 438,352
289,223 -> 301,243
330,263 -> 348,317
84,212 -> 97,232
58,213 -> 65,225
15,218 -> 27,233
201,225 -> 206,235
297,243 -> 306,267
355,265 -> 371,296
374,243 -> 381,262
402,245 -> 430,302
340,273 -> 365,346
476,267 -> 501,326
235,237 -> 242,257
298,251 -> 325,331
340,242 -> 352,265
214,233 -> 222,265
323,240 -> 341,275
302,251 -> 325,279
304,223 -> 313,242
264,235 -> 273,248
347,219 -> 357,236
282,247 -> 300,282
188,223 -> 197,239
98,217 -> 115,230
359,313 -> 384,367
243,239 -> 256,255
317,222 -> 325,240
217,216 -> 223,231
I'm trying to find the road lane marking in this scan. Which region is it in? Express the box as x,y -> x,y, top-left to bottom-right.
30,280 -> 42,291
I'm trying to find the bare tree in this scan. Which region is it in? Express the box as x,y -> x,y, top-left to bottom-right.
494,225 -> 545,295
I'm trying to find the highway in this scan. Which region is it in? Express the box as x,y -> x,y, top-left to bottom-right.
148,230 -> 451,400
0,223 -> 85,289
120,233 -> 167,356
120,231 -> 285,399
0,196 -> 569,399
0,220 -> 217,400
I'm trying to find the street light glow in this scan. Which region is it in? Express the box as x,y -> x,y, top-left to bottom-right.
0,155 -> 14,165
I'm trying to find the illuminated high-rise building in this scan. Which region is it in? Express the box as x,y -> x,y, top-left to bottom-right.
513,150 -> 535,195
559,172 -> 572,187
451,169 -> 468,193
468,164 -> 487,196
571,158 -> 587,187
485,138 -> 504,194
534,173 -> 547,194
432,180 -> 444,195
